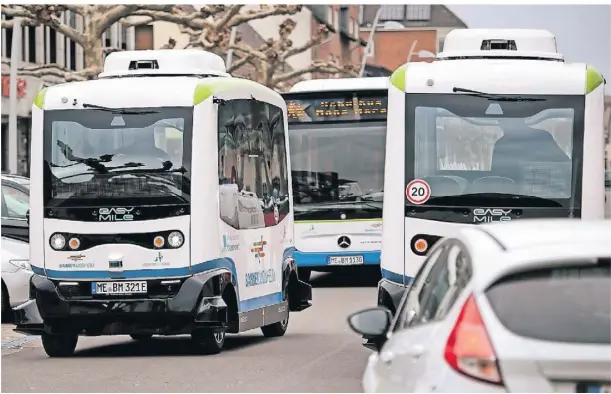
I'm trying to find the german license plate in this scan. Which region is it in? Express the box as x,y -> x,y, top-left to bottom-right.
329,255 -> 364,266
581,384 -> 611,393
91,281 -> 147,295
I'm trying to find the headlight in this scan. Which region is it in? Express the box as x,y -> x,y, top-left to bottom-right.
167,231 -> 184,248
68,237 -> 80,250
9,259 -> 31,271
50,233 -> 66,250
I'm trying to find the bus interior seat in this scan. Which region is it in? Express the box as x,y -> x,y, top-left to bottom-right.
422,175 -> 466,197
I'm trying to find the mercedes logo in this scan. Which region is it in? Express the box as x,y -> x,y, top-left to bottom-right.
338,236 -> 351,249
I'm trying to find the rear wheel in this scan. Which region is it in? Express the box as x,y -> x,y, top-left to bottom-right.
297,268 -> 311,283
1,284 -> 11,324
41,333 -> 78,357
192,329 -> 225,355
130,334 -> 153,341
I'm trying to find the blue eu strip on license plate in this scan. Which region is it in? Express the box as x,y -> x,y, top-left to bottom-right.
587,385 -> 610,393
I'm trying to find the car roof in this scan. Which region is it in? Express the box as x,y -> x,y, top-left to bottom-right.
461,219 -> 611,288
475,219 -> 611,251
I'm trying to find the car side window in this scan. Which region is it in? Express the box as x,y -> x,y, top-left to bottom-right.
416,243 -> 473,325
392,242 -> 447,332
1,184 -> 29,219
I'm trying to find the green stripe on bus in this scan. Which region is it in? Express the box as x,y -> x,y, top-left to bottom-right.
390,66 -> 407,92
34,87 -> 48,109
193,78 -> 281,105
586,65 -> 604,94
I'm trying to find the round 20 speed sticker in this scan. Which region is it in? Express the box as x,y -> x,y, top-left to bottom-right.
406,179 -> 431,205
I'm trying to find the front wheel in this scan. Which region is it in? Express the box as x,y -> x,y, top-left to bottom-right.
192,329 -> 225,355
41,333 -> 78,357
1,284 -> 11,323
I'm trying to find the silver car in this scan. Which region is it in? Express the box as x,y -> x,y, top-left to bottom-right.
349,219 -> 611,392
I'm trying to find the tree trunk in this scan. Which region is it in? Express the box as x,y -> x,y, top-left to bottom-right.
83,38 -> 104,79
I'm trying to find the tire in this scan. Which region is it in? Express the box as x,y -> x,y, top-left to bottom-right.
1,284 -> 11,324
297,267 -> 311,283
261,292 -> 289,338
130,334 -> 153,341
41,333 -> 78,357
191,329 -> 225,355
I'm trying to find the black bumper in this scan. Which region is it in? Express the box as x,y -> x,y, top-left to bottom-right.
14,274 -> 227,336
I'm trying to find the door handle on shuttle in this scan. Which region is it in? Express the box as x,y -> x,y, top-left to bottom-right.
380,350 -> 395,365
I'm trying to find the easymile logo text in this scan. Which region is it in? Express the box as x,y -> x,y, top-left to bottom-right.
473,208 -> 512,223
99,207 -> 135,222
244,269 -> 276,287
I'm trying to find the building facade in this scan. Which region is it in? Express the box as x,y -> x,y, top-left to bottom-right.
1,11 -> 132,175
359,4 -> 467,73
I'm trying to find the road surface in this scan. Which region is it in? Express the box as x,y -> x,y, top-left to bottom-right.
1,270 -> 380,393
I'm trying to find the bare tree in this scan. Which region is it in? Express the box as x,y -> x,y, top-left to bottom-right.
0,4 -> 171,82
228,19 -> 358,90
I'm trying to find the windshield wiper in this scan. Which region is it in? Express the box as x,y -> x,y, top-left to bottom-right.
55,141 -> 110,174
82,103 -> 159,115
424,192 -> 562,208
452,87 -> 546,102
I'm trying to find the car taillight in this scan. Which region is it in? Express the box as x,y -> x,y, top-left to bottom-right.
443,293 -> 503,385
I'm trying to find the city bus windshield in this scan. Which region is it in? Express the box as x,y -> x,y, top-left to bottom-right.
285,91 -> 387,220
43,107 -> 193,210
404,93 -> 584,208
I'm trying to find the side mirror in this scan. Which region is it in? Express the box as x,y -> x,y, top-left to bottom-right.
25,209 -> 29,225
347,307 -> 392,338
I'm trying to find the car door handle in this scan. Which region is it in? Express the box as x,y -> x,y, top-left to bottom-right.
380,350 -> 395,365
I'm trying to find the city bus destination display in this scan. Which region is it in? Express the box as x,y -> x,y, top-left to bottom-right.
286,93 -> 388,123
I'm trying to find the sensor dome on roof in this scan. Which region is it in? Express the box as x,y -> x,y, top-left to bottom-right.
98,49 -> 230,78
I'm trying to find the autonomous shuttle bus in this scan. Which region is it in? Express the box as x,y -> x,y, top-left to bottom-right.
282,77 -> 389,281
14,50 -> 312,357
379,29 -> 607,314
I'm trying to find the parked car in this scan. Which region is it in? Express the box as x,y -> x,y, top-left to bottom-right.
1,236 -> 32,322
349,219 -> 611,393
1,173 -> 30,242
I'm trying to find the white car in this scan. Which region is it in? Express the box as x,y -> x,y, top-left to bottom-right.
1,236 -> 32,322
348,219 -> 611,393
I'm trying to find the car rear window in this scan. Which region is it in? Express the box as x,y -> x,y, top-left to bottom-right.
485,261 -> 611,344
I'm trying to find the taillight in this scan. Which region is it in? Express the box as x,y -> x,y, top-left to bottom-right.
444,294 -> 503,385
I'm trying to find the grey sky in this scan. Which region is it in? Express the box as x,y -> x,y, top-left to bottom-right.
448,5 -> 611,93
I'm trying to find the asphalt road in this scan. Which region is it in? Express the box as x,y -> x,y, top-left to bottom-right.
1,269 -> 380,393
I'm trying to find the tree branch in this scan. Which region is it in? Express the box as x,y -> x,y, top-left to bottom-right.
271,61 -> 357,86
229,43 -> 267,61
96,5 -> 139,34
0,60 -> 93,83
281,24 -> 329,61
1,5 -> 85,45
226,5 -> 303,28
215,5 -> 243,31
227,54 -> 253,74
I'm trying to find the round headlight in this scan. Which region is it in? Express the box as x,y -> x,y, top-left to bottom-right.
50,233 -> 66,250
167,231 -> 184,248
68,237 -> 80,250
153,235 -> 165,248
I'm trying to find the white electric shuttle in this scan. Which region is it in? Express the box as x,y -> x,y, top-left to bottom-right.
377,29 -> 607,315
14,50 -> 312,357
282,77 -> 389,281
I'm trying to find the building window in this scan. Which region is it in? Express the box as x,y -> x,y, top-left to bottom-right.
379,5 -> 405,21
134,25 -> 154,50
406,5 -> 432,21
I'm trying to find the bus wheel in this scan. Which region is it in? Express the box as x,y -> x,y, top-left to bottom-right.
297,268 -> 311,282
261,293 -> 289,338
41,332 -> 78,357
192,329 -> 225,355
130,334 -> 153,341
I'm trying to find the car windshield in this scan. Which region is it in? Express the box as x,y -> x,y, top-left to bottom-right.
405,94 -> 584,208
1,184 -> 29,218
43,107 -> 193,207
285,91 -> 387,212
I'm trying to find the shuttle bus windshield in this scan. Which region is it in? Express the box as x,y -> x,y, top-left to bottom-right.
285,90 -> 387,221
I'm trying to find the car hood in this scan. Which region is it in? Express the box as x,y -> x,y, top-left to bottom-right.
1,236 -> 29,261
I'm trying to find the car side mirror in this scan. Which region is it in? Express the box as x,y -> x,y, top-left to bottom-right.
25,209 -> 29,225
347,307 -> 392,340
